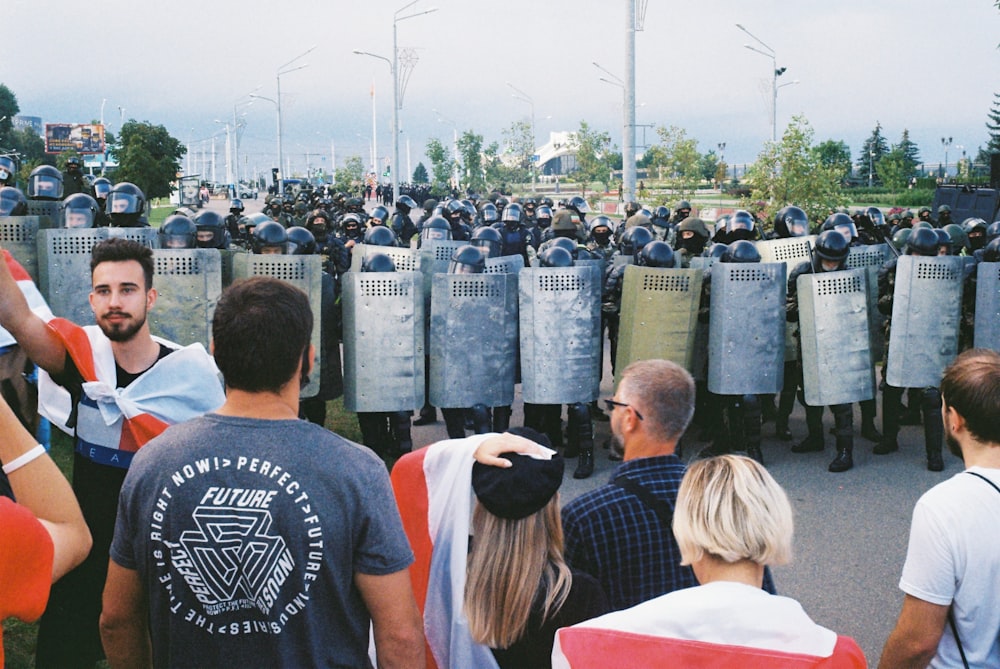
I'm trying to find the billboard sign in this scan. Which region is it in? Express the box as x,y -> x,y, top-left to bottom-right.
44,123 -> 106,154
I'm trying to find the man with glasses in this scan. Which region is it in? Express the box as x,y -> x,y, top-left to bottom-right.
561,359 -> 700,611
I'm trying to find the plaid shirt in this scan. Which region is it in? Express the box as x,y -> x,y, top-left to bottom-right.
561,455 -> 697,611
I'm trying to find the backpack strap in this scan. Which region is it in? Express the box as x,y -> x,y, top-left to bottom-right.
613,475 -> 674,528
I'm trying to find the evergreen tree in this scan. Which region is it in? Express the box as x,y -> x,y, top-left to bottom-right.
857,122 -> 890,185
412,162 -> 429,184
895,129 -> 921,173
985,92 -> 1000,154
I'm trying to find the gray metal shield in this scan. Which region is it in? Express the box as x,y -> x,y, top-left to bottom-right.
615,266 -> 703,385
612,253 -> 633,268
26,200 -> 59,228
756,235 -> 817,270
974,261 -> 1000,351
797,269 -> 875,406
886,256 -> 964,388
708,262 -> 787,395
232,254 -> 324,398
342,271 -> 425,412
485,254 -> 525,275
846,244 -> 893,362
147,250 -> 222,349
429,273 -> 517,408
418,240 -> 467,313
348,243 -> 419,273
38,227 -> 158,325
0,216 -> 41,283
519,264 -> 602,404
688,257 -> 715,271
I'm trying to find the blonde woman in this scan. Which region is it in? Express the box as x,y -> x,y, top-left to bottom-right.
464,429 -> 609,669
553,455 -> 866,668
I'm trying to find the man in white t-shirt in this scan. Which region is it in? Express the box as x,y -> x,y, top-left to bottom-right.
880,348 -> 1000,668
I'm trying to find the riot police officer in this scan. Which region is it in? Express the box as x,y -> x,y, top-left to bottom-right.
494,203 -> 532,266
61,156 -> 87,198
604,226 -> 654,375
27,165 -> 63,201
0,186 -> 27,216
193,210 -> 230,249
391,194 -> 419,246
673,217 -> 711,266
586,216 -> 617,261
252,220 -> 288,254
670,199 -> 692,225
158,215 -> 198,249
106,182 -> 146,227
0,155 -> 16,187
225,199 -> 245,241
59,193 -> 99,229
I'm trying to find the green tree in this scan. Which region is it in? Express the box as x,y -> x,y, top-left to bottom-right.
333,155 -> 364,193
502,120 -> 532,185
412,162 -> 429,184
876,147 -> 910,191
699,150 -> 719,183
896,129 -> 920,173
857,122 -> 890,185
0,83 -> 19,147
651,125 -> 701,200
110,120 -> 185,201
812,140 -> 852,182
10,127 -> 48,184
571,121 -> 612,191
457,130 -> 484,192
742,115 -> 843,228
425,137 -> 454,190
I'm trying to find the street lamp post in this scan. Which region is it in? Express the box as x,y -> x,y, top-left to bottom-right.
250,93 -> 279,190
273,46 -> 316,188
433,108 -> 460,190
736,24 -> 790,143
869,150 -> 875,188
505,83 -> 536,193
941,136 -> 953,181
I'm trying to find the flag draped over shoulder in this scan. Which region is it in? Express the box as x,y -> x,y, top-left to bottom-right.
390,435 -> 500,669
0,250 -> 53,349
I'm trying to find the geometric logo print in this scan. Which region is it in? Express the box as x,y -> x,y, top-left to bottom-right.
178,506 -> 293,614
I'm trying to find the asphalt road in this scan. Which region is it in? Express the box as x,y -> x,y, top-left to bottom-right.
222,194 -> 948,666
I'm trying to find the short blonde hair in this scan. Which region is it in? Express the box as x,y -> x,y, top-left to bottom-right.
673,455 -> 793,567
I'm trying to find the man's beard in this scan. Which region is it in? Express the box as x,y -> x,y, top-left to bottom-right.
945,415 -> 964,460
610,428 -> 625,459
99,310 -> 145,342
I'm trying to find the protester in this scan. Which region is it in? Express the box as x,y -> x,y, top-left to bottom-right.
552,455 -> 866,668
880,349 -> 1000,668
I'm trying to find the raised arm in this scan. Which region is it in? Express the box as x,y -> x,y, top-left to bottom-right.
0,249 -> 67,374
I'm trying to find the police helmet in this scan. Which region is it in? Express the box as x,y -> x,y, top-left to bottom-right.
619,225 -> 654,256
891,227 -> 912,252
470,225 -> 502,258
478,202 -> 499,224
59,193 -> 99,229
92,177 -> 112,201
107,182 -> 146,225
773,206 -> 810,238
27,165 -> 64,200
421,216 -> 452,242
811,230 -> 849,272
625,201 -> 641,218
934,228 -> 953,254
244,212 -> 271,232
286,226 -> 317,255
937,204 -> 952,215
942,224 -> 968,255
364,225 -> 397,247
821,213 -> 857,243
193,210 -> 228,249
64,155 -> 83,170
396,195 -> 418,212
445,198 -> 466,219
362,253 -> 397,273
985,221 -> 1000,244
906,227 -> 940,257
252,221 -> 288,254
0,155 -> 17,183
539,197 -> 554,208
566,196 -> 589,213
963,218 -> 988,251
538,246 -> 574,268
721,240 -> 761,263
423,198 -> 438,213
727,210 -> 756,234
0,186 -> 28,216
706,243 -> 729,259
865,206 -> 885,230
652,206 -> 671,226
535,206 -> 553,228
911,220 -> 933,231
549,236 -> 579,258
305,208 -> 331,232
637,241 -> 675,268
448,245 -> 486,274
341,213 -> 363,233
502,203 -> 523,225
229,199 -> 244,214
589,216 -> 614,238
158,215 -> 198,249
369,205 -> 390,225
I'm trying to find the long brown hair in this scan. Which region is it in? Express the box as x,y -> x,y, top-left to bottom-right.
463,495 -> 572,649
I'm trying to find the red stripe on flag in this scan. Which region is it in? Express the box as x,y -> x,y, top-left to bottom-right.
3,249 -> 31,282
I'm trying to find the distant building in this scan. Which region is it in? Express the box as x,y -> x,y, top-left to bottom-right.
536,131 -> 578,177
13,115 -> 43,135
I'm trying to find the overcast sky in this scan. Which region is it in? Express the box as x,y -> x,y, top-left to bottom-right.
4,0 -> 999,181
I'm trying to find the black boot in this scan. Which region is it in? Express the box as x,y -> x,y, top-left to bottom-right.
574,446 -> 594,479
792,405 -> 825,453
860,399 -> 881,441
774,418 -> 793,441
743,395 -> 764,465
923,388 -> 944,472
876,385 -> 902,454
393,411 -> 413,455
413,403 -> 437,426
441,408 -> 467,440
570,403 -> 594,479
492,405 -> 512,433
828,406 -> 854,472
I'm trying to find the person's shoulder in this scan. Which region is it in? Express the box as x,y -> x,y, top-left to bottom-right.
562,482 -> 628,520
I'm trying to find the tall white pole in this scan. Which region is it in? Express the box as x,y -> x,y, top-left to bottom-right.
392,20 -> 400,203
624,0 -> 637,201
371,82 -> 377,174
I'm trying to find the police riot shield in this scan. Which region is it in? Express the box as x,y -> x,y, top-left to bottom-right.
688,256 -> 716,271
348,243 -> 419,273
519,264 -> 602,404
38,227 -> 159,326
147,249 -> 222,348
419,240 -> 467,313
0,216 -> 41,283
219,248 -> 242,287
886,256 -> 964,388
26,200 -> 60,228
846,243 -> 893,361
708,262 -> 787,395
429,273 -> 517,408
615,266 -> 703,385
232,254 -> 323,398
342,271 -> 424,412
485,254 -> 525,275
974,262 -> 1000,351
612,253 -> 633,268
797,269 -> 874,406
756,235 -> 817,269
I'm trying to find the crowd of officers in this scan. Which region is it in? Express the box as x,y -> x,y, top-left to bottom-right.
3,154 -> 999,475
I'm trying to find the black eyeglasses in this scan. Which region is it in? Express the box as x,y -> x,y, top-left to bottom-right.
603,398 -> 644,421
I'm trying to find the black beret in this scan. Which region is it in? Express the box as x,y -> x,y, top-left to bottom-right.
472,429 -> 564,520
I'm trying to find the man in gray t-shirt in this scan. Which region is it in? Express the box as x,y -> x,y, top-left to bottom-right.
101,277 -> 425,668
